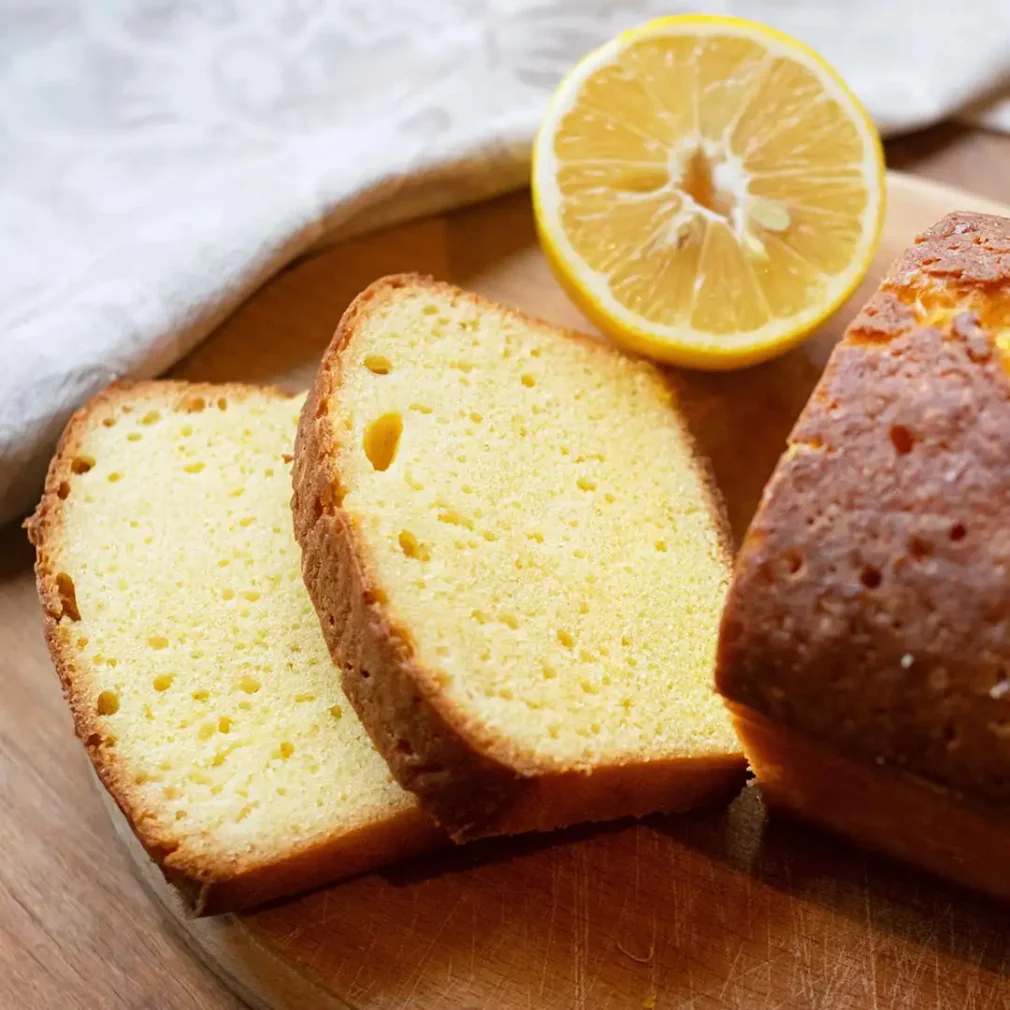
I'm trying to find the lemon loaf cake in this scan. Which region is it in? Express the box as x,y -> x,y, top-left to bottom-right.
717,211 -> 1010,900
293,275 -> 745,840
28,381 -> 438,914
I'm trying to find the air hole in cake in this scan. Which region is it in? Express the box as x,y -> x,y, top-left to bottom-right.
217,397 -> 228,410
55,573 -> 81,621
153,674 -> 174,692
949,522 -> 966,542
909,535 -> 933,560
860,565 -> 882,589
364,355 -> 393,375
364,412 -> 403,471
140,410 -> 161,425
182,396 -> 206,413
97,690 -> 120,716
889,424 -> 914,455
71,456 -> 95,475
781,550 -> 803,576
102,416 -> 117,428
398,530 -> 431,561
521,373 -> 536,388
57,481 -> 71,500
438,509 -> 472,529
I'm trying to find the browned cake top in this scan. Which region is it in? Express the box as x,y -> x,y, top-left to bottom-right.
717,211 -> 1010,807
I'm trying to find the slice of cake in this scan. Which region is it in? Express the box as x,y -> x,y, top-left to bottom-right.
717,211 -> 1010,899
293,274 -> 744,840
28,381 -> 438,914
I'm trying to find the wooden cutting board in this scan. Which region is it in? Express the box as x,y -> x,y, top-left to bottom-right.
110,171 -> 1010,1010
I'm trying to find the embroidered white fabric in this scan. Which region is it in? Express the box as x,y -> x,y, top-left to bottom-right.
3,0 -> 1010,522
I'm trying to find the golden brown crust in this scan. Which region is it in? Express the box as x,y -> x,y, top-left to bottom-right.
727,701 -> 1010,902
28,379 -> 440,914
717,212 -> 1010,855
293,274 -> 743,841
168,803 -> 440,915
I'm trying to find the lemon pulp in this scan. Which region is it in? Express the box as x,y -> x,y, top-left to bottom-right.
533,16 -> 886,369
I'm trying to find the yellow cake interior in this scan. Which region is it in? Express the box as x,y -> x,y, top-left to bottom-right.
334,288 -> 738,769
51,388 -> 412,868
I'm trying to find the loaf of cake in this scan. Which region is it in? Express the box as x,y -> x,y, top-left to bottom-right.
28,381 -> 439,913
717,211 -> 1010,899
293,274 -> 745,840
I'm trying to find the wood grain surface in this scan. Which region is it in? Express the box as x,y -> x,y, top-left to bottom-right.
3,131 -> 1010,1010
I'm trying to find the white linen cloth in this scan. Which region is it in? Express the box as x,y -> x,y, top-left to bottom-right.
4,0 -> 1010,524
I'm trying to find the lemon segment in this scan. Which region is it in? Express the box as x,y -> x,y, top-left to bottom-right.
532,15 -> 886,370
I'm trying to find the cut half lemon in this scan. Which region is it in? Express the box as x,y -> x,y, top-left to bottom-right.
532,15 -> 886,369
